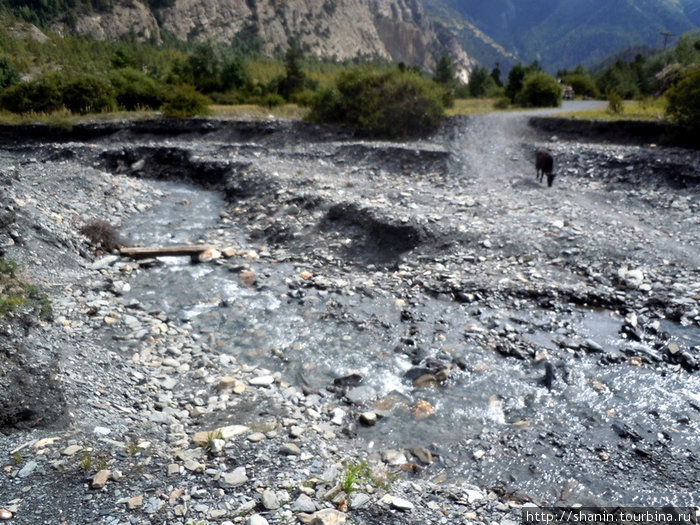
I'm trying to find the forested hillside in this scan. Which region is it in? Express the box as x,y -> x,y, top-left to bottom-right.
425,0 -> 700,71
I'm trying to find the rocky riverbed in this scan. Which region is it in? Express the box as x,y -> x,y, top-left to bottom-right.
0,107 -> 698,524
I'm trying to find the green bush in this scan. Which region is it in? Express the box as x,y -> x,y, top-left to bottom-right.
606,91 -> 624,114
561,72 -> 600,98
666,69 -> 700,136
258,93 -> 285,108
517,71 -> 562,107
61,74 -> 115,114
108,68 -> 167,110
309,67 -> 446,139
0,76 -> 63,113
493,97 -> 510,110
505,63 -> 527,102
468,65 -> 496,97
0,57 -> 20,91
161,85 -> 211,117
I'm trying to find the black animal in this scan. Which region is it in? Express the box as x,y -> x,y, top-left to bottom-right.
535,149 -> 556,187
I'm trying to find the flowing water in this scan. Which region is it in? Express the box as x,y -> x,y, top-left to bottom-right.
120,178 -> 699,506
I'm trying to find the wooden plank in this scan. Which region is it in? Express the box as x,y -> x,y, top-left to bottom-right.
119,244 -> 216,259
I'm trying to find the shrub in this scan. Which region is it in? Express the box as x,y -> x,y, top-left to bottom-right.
493,97 -> 510,110
309,67 -> 446,139
108,68 -> 167,110
505,63 -> 527,102
0,57 -> 20,91
665,69 -> 700,137
161,85 -> 211,117
468,65 -> 496,98
560,72 -> 600,98
606,91 -> 624,114
80,220 -> 121,252
0,77 -> 63,114
61,74 -> 116,114
517,71 -> 562,107
258,93 -> 285,108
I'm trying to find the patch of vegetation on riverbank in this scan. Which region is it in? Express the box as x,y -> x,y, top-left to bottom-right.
0,258 -> 51,321
554,98 -> 667,121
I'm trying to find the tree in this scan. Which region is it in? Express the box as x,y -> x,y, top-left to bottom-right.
278,41 -> 306,100
490,63 -> 502,87
505,63 -> 527,102
309,67 -> 445,139
0,57 -> 20,91
517,71 -> 562,107
434,55 -> 456,86
468,66 -> 495,97
666,69 -> 700,139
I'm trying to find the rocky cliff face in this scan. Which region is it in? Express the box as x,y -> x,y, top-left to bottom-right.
62,0 -> 474,79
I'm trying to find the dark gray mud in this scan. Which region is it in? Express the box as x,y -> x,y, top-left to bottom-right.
0,109 -> 698,523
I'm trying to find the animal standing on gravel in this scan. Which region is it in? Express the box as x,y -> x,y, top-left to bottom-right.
535,149 -> 556,187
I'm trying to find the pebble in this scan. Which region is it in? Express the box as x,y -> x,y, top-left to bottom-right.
293,494 -> 317,512
250,375 -> 275,386
90,469 -> 111,489
220,467 -> 248,488
280,443 -> 301,456
247,514 -> 269,525
17,460 -> 38,478
261,489 -> 281,510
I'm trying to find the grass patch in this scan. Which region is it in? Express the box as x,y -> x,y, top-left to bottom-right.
339,459 -> 394,494
555,99 -> 667,121
0,259 -> 52,320
446,98 -> 513,115
210,103 -> 308,120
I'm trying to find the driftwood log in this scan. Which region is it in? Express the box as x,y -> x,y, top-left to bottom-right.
119,244 -> 216,259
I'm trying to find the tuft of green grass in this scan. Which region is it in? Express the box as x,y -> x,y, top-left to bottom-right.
555,98 -> 667,121
199,430 -> 223,453
340,459 -> 371,494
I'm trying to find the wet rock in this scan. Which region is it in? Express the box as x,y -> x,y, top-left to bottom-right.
359,412 -> 378,426
345,386 -> 376,404
411,400 -> 435,420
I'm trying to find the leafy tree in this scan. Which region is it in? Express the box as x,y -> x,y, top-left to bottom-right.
505,63 -> 527,102
108,68 -> 167,110
61,74 -> 115,113
560,68 -> 599,98
161,84 -> 210,117
490,63 -> 503,87
468,65 -> 495,97
0,76 -> 63,113
0,57 -> 21,91
277,42 -> 306,100
309,67 -> 445,138
596,59 -> 641,99
434,55 -> 456,86
220,57 -> 249,91
186,42 -> 224,93
665,69 -> 700,138
517,71 -> 562,107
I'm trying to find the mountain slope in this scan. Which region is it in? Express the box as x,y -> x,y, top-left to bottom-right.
9,0 -> 475,77
425,0 -> 700,71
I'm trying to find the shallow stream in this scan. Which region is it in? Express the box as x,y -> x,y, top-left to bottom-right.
120,176 -> 699,506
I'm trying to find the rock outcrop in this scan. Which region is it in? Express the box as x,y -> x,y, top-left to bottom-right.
58,0 -> 475,78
